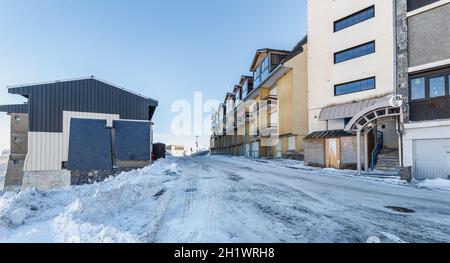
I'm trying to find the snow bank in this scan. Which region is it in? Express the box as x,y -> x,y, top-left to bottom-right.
415,179 -> 450,192
0,158 -> 178,243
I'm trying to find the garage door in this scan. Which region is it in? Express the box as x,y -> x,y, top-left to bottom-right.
413,139 -> 450,180
251,142 -> 259,158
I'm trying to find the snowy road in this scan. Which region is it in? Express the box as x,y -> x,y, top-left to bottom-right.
1,155 -> 450,243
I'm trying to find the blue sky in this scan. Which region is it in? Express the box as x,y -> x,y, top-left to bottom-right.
0,0 -> 307,150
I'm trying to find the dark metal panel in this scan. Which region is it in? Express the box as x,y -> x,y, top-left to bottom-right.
114,120 -> 151,161
67,118 -> 112,170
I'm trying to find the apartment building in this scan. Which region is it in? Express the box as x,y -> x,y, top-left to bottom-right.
210,38 -> 309,160
305,0 -> 403,172
396,0 -> 450,180
0,77 -> 158,191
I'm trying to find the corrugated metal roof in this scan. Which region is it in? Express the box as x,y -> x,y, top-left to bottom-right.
304,130 -> 354,140
6,78 -> 158,133
319,96 -> 391,121
7,76 -> 158,104
0,104 -> 28,113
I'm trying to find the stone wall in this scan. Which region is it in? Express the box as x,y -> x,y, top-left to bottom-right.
4,113 -> 29,191
396,0 -> 410,123
22,170 -> 71,191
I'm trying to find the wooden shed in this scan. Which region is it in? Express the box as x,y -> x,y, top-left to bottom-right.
304,130 -> 373,170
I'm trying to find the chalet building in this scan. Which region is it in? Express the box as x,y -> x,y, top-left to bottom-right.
211,38 -> 309,159
0,77 -> 158,191
305,0 -> 403,173
396,0 -> 450,180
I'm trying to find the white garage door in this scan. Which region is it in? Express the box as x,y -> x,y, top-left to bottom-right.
413,139 -> 450,180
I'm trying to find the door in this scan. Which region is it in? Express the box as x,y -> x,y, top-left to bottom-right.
275,140 -> 282,158
251,142 -> 259,158
325,138 -> 341,169
413,139 -> 450,180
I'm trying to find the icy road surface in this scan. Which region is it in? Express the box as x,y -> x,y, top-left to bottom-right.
1,156 -> 450,243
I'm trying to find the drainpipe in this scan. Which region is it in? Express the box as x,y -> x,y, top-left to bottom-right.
393,0 -> 398,96
393,0 -> 405,170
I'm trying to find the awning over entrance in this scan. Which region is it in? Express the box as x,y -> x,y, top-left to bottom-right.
319,96 -> 392,121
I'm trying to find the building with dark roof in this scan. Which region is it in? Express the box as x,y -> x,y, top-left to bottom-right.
0,77 -> 158,191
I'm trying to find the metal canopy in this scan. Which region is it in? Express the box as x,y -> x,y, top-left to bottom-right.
343,95 -> 404,175
319,96 -> 390,121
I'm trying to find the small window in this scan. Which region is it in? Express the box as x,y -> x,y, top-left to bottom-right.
411,77 -> 426,100
429,76 -> 445,98
334,6 -> 375,32
15,116 -> 21,121
334,41 -> 375,64
335,77 -> 376,96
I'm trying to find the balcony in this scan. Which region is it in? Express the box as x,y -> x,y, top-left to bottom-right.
259,96 -> 278,113
259,123 -> 278,137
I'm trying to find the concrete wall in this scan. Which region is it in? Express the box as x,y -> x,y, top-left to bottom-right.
307,0 -> 395,133
408,3 -> 450,68
284,43 -> 309,152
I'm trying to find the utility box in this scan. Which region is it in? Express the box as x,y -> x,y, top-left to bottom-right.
152,143 -> 166,161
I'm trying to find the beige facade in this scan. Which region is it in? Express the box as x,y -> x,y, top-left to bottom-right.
210,40 -> 309,160
307,0 -> 395,133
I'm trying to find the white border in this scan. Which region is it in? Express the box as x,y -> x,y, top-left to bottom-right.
408,59 -> 450,73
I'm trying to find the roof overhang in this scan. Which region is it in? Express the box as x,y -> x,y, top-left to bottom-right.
250,49 -> 290,71
0,104 -> 28,114
319,95 -> 393,121
239,76 -> 253,86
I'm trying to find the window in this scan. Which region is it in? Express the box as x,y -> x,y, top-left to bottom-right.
335,77 -> 376,96
254,65 -> 261,88
15,116 -> 21,121
261,56 -> 269,81
344,117 -> 352,127
409,68 -> 450,101
407,0 -> 440,12
334,6 -> 375,32
429,76 -> 446,98
270,54 -> 285,70
411,77 -> 426,100
334,41 -> 375,64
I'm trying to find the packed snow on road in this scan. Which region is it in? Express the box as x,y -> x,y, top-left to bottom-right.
1,155 -> 450,243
